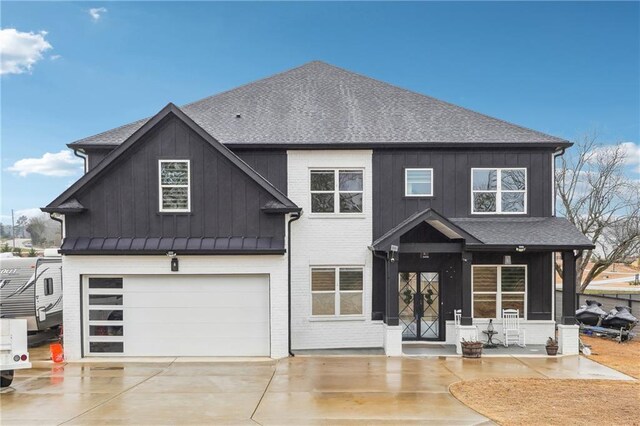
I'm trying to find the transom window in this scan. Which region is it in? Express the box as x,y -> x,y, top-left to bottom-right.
310,169 -> 363,213
472,265 -> 526,319
471,168 -> 526,214
159,160 -> 190,212
405,168 -> 434,197
311,267 -> 364,316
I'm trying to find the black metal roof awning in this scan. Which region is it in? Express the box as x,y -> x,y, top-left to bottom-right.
371,208 -> 594,252
59,236 -> 285,255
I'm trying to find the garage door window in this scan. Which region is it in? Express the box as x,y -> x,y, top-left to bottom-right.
85,277 -> 124,355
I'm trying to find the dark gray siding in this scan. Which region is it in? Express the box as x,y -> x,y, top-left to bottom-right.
372,149 -> 554,239
86,148 -> 113,171
234,150 -> 287,194
65,115 -> 285,242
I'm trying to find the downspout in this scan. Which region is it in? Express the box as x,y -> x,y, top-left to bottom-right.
48,213 -> 64,254
73,149 -> 88,174
552,147 -> 566,217
287,210 -> 302,357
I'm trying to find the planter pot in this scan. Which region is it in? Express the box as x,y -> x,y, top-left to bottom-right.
546,345 -> 559,356
462,342 -> 483,358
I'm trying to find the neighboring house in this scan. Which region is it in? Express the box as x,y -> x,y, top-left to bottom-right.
42,61 -> 593,359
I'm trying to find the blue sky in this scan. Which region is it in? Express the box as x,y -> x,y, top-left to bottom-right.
1,1 -> 639,222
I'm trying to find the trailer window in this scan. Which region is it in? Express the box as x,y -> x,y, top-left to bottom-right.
44,278 -> 54,296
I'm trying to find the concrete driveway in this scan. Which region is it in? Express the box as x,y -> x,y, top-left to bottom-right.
1,351 -> 631,425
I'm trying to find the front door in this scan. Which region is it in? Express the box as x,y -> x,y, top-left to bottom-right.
399,272 -> 442,340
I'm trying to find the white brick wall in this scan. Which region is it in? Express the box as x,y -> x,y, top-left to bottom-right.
61,254 -> 289,360
288,150 -> 383,350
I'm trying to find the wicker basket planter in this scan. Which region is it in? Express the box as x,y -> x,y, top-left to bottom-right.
461,340 -> 483,358
546,337 -> 559,356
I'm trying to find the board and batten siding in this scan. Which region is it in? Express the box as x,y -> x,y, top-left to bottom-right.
372,149 -> 554,239
288,150 -> 383,350
65,116 -> 285,241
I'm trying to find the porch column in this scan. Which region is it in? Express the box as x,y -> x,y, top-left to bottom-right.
561,251 -> 577,325
385,256 -> 399,326
461,251 -> 473,325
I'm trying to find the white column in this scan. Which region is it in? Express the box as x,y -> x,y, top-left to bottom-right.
383,324 -> 403,356
557,324 -> 579,355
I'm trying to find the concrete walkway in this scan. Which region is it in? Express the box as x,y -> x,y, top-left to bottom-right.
0,350 -> 632,425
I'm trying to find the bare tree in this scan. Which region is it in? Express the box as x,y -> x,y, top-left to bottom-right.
556,132 -> 640,292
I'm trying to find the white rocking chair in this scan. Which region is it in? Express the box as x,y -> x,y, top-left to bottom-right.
502,309 -> 526,347
454,309 -> 478,340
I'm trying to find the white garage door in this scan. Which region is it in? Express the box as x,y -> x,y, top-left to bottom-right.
83,275 -> 270,356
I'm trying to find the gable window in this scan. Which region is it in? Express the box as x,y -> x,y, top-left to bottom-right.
311,267 -> 363,316
405,168 -> 433,197
310,169 -> 363,213
472,265 -> 526,319
159,160 -> 190,212
472,168 -> 526,214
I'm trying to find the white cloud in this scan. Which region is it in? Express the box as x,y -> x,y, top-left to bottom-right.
7,150 -> 83,177
588,141 -> 640,174
89,7 -> 108,21
49,54 -> 61,61
0,29 -> 53,75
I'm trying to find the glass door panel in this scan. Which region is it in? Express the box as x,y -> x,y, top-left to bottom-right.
399,272 -> 418,339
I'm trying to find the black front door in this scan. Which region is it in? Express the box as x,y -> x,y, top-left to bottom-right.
399,272 -> 442,340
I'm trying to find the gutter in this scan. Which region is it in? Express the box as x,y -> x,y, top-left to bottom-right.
287,211 -> 302,356
73,149 -> 88,174
552,147 -> 566,217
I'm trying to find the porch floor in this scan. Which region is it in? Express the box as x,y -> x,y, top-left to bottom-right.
403,343 -> 550,357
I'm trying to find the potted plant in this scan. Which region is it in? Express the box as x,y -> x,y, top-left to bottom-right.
546,337 -> 559,356
461,338 -> 483,358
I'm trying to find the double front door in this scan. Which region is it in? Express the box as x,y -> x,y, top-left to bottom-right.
399,272 -> 442,340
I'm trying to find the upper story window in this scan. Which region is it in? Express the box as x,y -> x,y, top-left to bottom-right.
311,267 -> 364,316
310,169 -> 363,214
471,168 -> 526,214
405,168 -> 433,197
159,160 -> 190,212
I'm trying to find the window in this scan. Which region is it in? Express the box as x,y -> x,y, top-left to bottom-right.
472,265 -> 526,318
85,277 -> 124,354
310,169 -> 363,213
311,267 -> 363,316
159,160 -> 190,212
44,278 -> 54,296
405,168 -> 433,197
471,168 -> 526,214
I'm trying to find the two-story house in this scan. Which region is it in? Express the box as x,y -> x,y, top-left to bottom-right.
43,61 -> 593,359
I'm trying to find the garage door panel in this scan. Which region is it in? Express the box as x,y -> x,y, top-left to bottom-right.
123,307 -> 270,324
84,274 -> 270,357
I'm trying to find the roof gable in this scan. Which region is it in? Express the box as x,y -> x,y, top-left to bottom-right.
43,103 -> 299,213
69,61 -> 569,149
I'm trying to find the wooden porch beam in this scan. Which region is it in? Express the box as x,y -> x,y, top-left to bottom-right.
398,243 -> 463,253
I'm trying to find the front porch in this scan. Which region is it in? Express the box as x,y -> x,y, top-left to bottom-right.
370,208 -> 595,357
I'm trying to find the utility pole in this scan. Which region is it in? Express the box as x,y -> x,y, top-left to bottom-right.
11,209 -> 16,249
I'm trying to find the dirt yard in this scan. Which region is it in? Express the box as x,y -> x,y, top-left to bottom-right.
450,378 -> 640,426
582,335 -> 640,379
450,336 -> 640,425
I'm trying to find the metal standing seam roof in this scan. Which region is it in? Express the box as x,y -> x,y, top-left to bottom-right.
69,61 -> 569,148
59,236 -> 285,254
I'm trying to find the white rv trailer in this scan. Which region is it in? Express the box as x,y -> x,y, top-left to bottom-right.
0,251 -> 62,332
1,318 -> 31,387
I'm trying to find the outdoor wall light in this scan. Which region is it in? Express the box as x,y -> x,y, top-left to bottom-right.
389,245 -> 399,263
504,255 -> 512,265
515,246 -> 526,253
171,257 -> 179,272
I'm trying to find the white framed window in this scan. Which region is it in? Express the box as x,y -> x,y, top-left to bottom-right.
310,169 -> 363,214
471,265 -> 526,319
311,267 -> 364,316
405,168 -> 434,197
83,277 -> 125,355
159,160 -> 190,212
471,168 -> 527,214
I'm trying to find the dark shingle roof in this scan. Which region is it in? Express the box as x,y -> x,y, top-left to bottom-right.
59,236 -> 285,255
70,61 -> 567,148
451,217 -> 594,250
